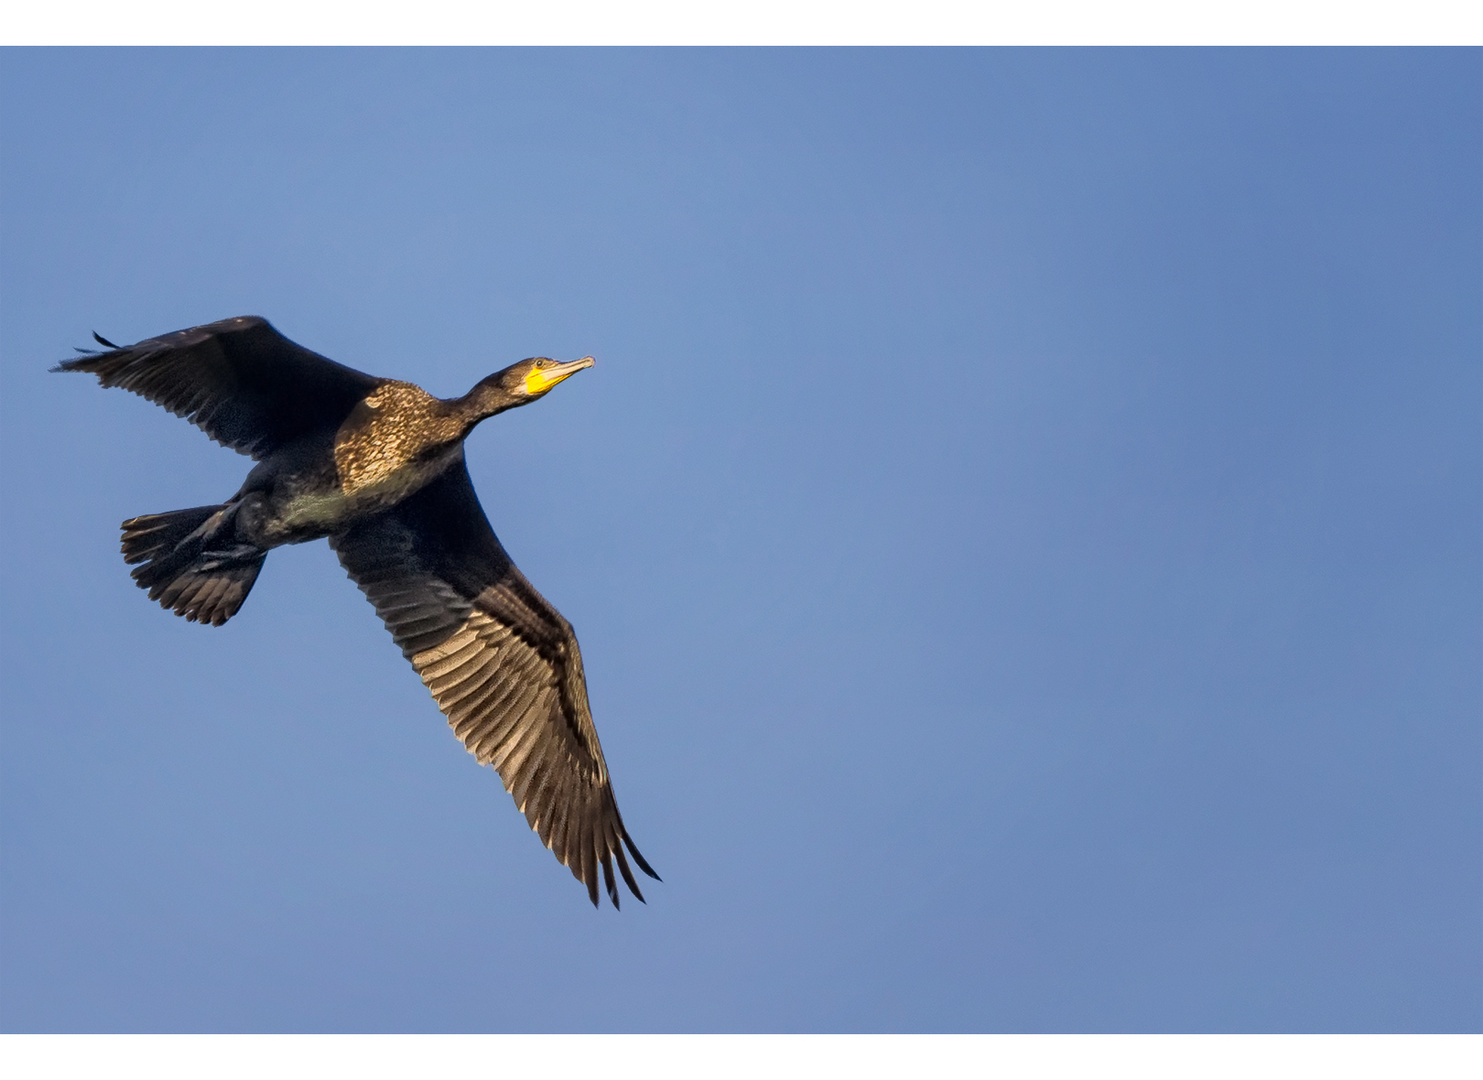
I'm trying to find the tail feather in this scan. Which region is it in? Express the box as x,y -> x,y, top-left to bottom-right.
121,506 -> 221,565
121,506 -> 265,626
148,558 -> 263,626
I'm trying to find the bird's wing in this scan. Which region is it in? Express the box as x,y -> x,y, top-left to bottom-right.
329,458 -> 658,908
54,316 -> 383,459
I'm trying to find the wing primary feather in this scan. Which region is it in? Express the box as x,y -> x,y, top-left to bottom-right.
622,831 -> 661,881
614,845 -> 645,903
546,787 -> 575,858
510,730 -> 550,811
581,835 -> 599,907
601,849 -> 619,909
545,783 -> 578,860
518,750 -> 556,829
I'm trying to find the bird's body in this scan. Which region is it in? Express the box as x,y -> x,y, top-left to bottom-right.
228,380 -> 471,549
57,315 -> 657,908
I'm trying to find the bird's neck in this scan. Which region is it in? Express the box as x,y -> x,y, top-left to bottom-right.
451,384 -> 522,433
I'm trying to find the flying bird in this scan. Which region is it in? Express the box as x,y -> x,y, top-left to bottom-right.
56,315 -> 658,908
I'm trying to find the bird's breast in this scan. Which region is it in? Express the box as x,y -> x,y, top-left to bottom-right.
332,383 -> 454,492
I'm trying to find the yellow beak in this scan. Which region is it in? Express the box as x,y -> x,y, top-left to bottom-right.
525,356 -> 595,395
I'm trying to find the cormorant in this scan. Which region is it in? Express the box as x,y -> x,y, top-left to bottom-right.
56,315 -> 658,908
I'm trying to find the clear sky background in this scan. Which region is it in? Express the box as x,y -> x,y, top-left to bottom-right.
1,49 -> 1478,1033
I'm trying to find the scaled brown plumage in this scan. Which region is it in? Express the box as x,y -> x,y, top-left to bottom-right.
57,315 -> 657,908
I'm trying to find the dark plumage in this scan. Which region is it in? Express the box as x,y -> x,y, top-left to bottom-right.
56,315 -> 658,908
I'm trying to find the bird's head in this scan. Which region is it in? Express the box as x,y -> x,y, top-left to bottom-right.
463,355 -> 596,419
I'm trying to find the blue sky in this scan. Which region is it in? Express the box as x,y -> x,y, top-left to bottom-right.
1,49 -> 1478,1032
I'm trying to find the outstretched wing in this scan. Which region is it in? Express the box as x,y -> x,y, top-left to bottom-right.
330,458 -> 658,908
54,315 -> 383,459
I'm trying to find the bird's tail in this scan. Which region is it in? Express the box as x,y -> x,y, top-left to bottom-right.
121,505 -> 266,627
